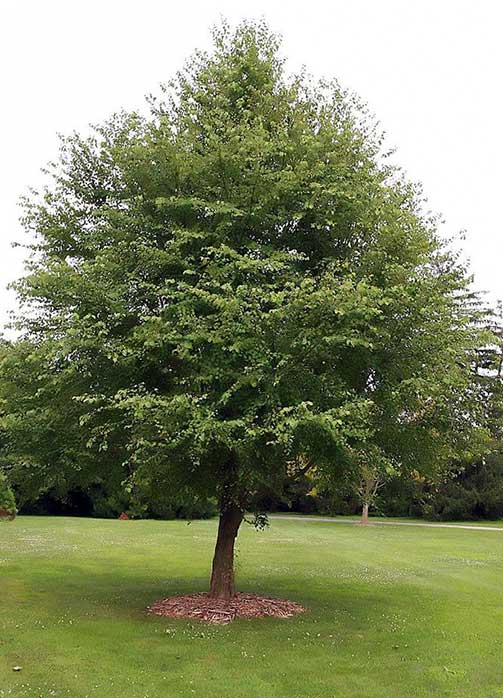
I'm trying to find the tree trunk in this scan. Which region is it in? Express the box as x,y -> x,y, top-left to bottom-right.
361,502 -> 369,525
209,505 -> 243,599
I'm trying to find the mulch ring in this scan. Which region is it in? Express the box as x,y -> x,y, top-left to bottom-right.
148,592 -> 305,625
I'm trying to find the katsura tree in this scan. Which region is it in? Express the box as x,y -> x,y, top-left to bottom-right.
5,20 -> 491,598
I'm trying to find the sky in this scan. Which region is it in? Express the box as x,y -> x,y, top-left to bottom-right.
1,0 -> 502,331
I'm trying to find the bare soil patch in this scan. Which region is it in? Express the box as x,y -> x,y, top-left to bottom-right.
148,592 -> 305,624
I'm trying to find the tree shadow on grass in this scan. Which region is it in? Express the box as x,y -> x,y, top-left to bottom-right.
13,560 -> 438,636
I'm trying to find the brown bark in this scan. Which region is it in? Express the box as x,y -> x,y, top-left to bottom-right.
209,505 -> 243,599
361,502 -> 369,525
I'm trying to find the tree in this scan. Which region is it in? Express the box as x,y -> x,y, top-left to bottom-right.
0,472 -> 16,520
353,446 -> 395,525
421,311 -> 503,521
4,20 -> 490,598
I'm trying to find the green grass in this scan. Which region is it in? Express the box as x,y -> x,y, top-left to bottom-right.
2,516 -> 503,697
270,512 -> 503,527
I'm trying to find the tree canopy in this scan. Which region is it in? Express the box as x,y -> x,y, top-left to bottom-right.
1,20 -> 492,596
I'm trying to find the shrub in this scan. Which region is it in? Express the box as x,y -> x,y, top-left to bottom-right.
0,473 -> 16,520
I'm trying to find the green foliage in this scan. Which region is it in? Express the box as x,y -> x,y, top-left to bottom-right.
125,478 -> 218,520
0,339 -> 127,508
0,472 -> 16,517
423,446 -> 503,520
15,481 -> 216,521
2,20 -> 492,516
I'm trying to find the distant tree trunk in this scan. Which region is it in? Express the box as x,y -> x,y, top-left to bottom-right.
209,504 -> 243,599
361,502 -> 369,525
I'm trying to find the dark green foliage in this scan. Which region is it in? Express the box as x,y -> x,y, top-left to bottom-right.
423,448 -> 503,520
274,447 -> 503,521
126,481 -> 217,520
17,482 -> 216,520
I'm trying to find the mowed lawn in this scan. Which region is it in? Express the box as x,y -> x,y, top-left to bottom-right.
2,517 -> 503,698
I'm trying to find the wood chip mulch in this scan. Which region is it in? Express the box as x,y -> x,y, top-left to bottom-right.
148,592 -> 305,624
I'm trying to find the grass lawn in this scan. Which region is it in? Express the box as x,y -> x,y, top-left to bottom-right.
270,512 -> 503,527
2,516 -> 503,698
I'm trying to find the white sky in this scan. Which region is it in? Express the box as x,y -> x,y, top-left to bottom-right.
1,0 -> 502,331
